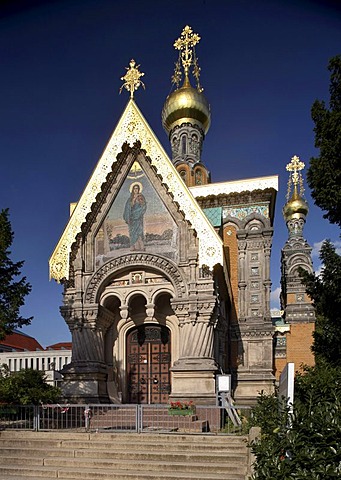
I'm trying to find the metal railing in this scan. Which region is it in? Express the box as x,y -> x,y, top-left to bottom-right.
0,403 -> 252,434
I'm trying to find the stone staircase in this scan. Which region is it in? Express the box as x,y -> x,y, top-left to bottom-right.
0,430 -> 250,479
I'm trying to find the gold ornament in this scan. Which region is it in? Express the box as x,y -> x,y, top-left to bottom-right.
119,59 -> 145,98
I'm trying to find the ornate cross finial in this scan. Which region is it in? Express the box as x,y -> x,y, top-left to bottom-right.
172,25 -> 203,91
119,59 -> 145,98
286,155 -> 305,200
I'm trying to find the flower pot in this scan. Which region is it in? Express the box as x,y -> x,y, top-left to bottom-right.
168,409 -> 196,416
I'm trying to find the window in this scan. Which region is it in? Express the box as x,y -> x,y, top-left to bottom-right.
195,169 -> 203,185
251,266 -> 259,276
179,169 -> 187,182
181,136 -> 187,155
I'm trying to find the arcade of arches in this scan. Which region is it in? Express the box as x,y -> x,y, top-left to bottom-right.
101,269 -> 177,405
60,244 -> 224,405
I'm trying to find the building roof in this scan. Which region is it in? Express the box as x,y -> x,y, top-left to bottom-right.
0,330 -> 43,352
190,175 -> 278,198
46,342 -> 72,350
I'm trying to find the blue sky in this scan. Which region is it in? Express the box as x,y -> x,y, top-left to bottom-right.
1,0 -> 340,346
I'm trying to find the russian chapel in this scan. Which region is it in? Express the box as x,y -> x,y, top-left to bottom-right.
50,26 -> 315,405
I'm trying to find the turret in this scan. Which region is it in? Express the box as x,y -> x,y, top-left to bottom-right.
161,26 -> 211,186
283,155 -> 309,237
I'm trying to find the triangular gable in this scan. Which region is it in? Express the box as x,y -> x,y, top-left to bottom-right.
49,99 -> 222,281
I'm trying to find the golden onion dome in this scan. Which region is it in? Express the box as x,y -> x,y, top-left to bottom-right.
162,76 -> 211,135
283,188 -> 309,222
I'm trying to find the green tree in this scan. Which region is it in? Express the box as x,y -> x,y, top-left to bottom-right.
299,241 -> 341,366
301,56 -> 341,366
250,56 -> 341,479
308,55 -> 341,227
0,368 -> 61,405
0,208 -> 32,340
250,366 -> 341,479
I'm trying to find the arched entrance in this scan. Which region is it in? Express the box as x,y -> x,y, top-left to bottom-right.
127,324 -> 171,404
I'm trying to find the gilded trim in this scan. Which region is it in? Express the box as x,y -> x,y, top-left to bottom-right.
49,99 -> 222,281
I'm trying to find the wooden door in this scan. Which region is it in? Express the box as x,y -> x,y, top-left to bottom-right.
127,325 -> 171,404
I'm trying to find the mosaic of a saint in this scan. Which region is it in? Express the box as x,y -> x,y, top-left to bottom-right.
95,162 -> 179,265
123,182 -> 147,251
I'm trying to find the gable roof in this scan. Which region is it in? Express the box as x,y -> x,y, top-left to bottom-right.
50,99 -> 223,282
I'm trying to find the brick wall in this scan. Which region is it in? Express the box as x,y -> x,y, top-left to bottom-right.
286,323 -> 315,370
274,357 -> 288,381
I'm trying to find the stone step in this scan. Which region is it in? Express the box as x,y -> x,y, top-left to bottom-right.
0,431 -> 249,480
0,455 -> 247,475
0,444 -> 246,457
0,438 -> 247,453
0,430 -> 247,443
0,465 -> 246,480
0,449 -> 74,459
0,448 -> 246,464
0,440 -> 246,459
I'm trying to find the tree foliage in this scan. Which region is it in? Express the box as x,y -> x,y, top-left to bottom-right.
0,368 -> 61,405
250,56 -> 341,479
0,208 -> 32,340
299,241 -> 341,366
250,365 -> 341,479
308,55 -> 341,227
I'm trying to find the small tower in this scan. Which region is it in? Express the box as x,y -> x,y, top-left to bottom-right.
161,26 -> 211,187
280,155 -> 315,372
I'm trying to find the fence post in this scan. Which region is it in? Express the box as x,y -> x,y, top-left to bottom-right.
84,406 -> 92,432
137,404 -> 142,433
33,405 -> 39,431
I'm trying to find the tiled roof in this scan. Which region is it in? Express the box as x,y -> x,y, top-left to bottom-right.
46,342 -> 72,350
0,331 -> 43,352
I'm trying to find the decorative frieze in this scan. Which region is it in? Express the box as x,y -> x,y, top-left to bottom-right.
85,253 -> 187,302
223,204 -> 269,221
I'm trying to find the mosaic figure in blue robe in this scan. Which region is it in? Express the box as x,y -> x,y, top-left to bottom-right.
123,183 -> 147,251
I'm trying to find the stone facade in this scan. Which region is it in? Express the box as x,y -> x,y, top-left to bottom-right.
57,145 -> 226,404
50,29 -> 314,406
53,113 -> 278,405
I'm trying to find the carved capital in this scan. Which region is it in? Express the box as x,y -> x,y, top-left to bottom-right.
97,305 -> 115,333
119,305 -> 130,320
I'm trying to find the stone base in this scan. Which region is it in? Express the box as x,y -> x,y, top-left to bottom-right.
60,362 -> 110,404
170,357 -> 218,405
233,371 -> 275,405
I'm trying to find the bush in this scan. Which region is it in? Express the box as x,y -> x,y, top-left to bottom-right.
250,364 -> 341,479
0,368 -> 61,405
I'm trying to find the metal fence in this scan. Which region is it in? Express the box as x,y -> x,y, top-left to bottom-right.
0,403 -> 252,435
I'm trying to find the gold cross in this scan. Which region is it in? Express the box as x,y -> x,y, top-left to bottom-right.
174,25 -> 201,76
120,59 -> 145,98
286,155 -> 305,186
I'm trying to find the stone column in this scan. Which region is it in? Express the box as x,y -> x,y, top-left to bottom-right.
237,237 -> 247,321
170,289 -> 218,404
263,234 -> 273,319
234,227 -> 275,404
60,304 -> 114,403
